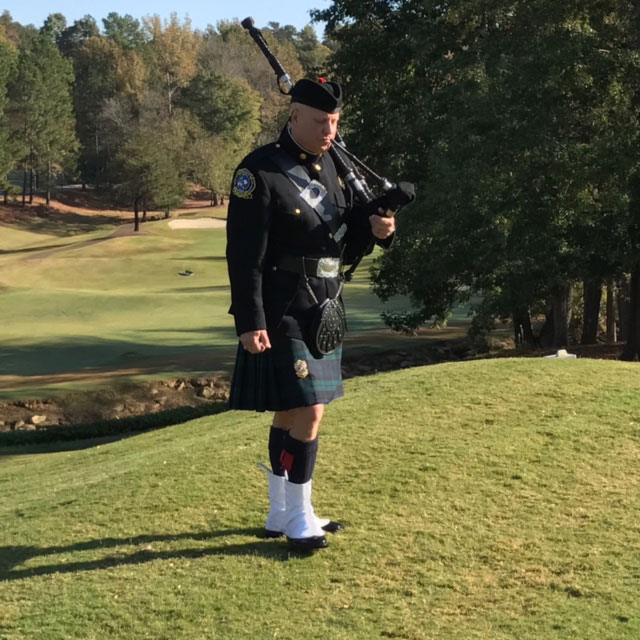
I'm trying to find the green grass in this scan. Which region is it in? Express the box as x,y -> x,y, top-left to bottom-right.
1,358 -> 639,639
0,221 -> 235,397
0,213 -> 467,399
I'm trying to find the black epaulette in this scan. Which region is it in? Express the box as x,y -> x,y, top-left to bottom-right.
240,142 -> 281,168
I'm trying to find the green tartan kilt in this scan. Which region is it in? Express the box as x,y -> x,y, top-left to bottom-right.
229,337 -> 344,412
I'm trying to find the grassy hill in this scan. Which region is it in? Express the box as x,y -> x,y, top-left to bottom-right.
1,358 -> 638,639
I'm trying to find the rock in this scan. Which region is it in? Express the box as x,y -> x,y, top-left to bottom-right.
176,381 -> 185,391
18,423 -> 36,431
30,415 -> 47,425
13,420 -> 25,430
197,387 -> 214,399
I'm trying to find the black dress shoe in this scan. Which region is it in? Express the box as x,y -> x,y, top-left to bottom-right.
322,521 -> 344,534
263,529 -> 284,539
287,535 -> 328,551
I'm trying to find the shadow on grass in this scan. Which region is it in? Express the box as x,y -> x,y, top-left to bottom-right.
0,403 -> 229,450
0,335 -> 236,378
170,256 -> 227,262
164,285 -> 231,294
1,205 -> 122,237
0,242 -> 77,256
0,432 -> 137,456
0,529 -> 300,578
139,325 -> 228,334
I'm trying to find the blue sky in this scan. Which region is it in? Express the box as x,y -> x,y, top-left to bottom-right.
2,1 -> 330,36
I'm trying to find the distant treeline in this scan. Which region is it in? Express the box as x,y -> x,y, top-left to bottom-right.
0,11 -> 331,214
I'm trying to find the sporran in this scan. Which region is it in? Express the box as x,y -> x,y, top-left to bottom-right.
303,279 -> 346,359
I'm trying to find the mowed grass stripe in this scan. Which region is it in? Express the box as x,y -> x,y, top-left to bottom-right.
0,217 -> 420,396
1,358 -> 639,639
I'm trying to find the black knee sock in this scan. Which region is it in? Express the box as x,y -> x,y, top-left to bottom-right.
280,433 -> 318,484
268,426 -> 288,476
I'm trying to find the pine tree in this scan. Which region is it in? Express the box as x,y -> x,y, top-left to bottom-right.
7,30 -> 78,204
0,28 -> 18,198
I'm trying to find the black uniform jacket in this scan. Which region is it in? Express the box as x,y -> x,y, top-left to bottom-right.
226,126 -> 388,342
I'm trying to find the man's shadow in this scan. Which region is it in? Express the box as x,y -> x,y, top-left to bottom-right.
0,528 -> 307,581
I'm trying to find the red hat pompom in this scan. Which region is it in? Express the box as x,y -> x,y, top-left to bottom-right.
317,76 -> 326,84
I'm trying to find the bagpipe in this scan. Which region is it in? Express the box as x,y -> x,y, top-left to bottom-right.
241,17 -> 415,279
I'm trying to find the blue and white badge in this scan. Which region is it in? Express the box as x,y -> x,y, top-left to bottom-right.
232,168 -> 256,199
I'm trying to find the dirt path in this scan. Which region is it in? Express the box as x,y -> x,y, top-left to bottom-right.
21,223 -> 146,261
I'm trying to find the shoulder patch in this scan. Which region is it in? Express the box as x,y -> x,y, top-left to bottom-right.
232,168 -> 256,199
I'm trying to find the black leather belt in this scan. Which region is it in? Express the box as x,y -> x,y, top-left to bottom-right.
276,256 -> 341,278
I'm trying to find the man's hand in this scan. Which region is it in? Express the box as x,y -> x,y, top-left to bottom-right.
240,329 -> 272,354
370,210 -> 396,239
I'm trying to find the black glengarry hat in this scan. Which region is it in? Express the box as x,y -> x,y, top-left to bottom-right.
290,78 -> 342,113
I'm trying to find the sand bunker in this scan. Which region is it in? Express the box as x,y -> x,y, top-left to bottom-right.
168,218 -> 226,229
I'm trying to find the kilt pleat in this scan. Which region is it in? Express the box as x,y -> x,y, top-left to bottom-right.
229,338 -> 343,412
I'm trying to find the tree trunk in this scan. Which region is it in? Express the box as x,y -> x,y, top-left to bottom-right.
552,284 -> 573,347
28,166 -> 34,205
538,307 -> 555,347
618,277 -> 631,343
95,130 -> 99,187
220,194 -> 225,206
21,168 -> 27,207
622,150 -> 640,357
512,311 -> 523,346
141,199 -> 147,222
621,263 -> 640,360
133,197 -> 140,232
164,208 -> 170,219
212,191 -> 218,207
3,189 -> 7,205
512,306 -> 535,347
581,279 -> 602,344
45,161 -> 51,205
606,280 -> 617,343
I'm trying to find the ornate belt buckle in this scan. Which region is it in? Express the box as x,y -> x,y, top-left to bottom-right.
317,257 -> 340,278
